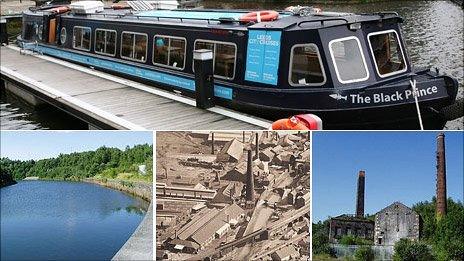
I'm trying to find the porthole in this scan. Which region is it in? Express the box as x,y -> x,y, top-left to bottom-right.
60,27 -> 67,45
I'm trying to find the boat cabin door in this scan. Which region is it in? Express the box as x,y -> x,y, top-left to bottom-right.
48,18 -> 56,43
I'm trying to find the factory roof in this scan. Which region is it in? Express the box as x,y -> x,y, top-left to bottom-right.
216,138 -> 244,162
191,204 -> 244,246
176,208 -> 220,240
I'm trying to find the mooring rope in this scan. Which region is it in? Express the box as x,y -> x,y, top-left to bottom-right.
410,78 -> 424,130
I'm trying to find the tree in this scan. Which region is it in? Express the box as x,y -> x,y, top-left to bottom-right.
312,220 -> 336,257
413,198 -> 464,261
354,246 -> 374,261
0,144 -> 153,181
393,239 -> 436,261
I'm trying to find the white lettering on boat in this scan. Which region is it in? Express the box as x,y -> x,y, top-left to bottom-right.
331,86 -> 439,104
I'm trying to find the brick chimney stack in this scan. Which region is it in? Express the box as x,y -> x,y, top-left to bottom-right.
246,149 -> 254,202
356,170 -> 365,218
436,132 -> 447,219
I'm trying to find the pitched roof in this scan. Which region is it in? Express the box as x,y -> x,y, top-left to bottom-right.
216,138 -> 244,162
376,201 -> 416,215
176,208 -> 219,240
273,245 -> 299,259
191,204 -> 244,246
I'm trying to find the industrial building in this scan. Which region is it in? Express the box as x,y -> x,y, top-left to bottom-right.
374,202 -> 421,246
329,171 -> 374,242
166,203 -> 245,253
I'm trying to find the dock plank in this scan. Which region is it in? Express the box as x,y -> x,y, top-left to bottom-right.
1,46 -> 270,130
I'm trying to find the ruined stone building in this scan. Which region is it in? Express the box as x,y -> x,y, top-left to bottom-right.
329,214 -> 374,242
328,171 -> 374,242
374,202 -> 420,246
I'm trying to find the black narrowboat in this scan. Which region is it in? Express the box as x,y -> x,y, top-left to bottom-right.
19,2 -> 461,129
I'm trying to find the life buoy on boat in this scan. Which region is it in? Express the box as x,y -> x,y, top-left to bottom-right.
239,10 -> 279,23
48,6 -> 70,14
111,4 -> 129,10
271,114 -> 323,130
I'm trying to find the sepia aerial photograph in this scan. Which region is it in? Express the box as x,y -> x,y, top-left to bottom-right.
155,131 -> 310,261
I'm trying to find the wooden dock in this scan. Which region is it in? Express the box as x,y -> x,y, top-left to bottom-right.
0,46 -> 271,130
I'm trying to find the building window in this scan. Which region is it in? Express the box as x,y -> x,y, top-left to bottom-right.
368,30 -> 407,77
153,35 -> 186,70
95,29 -> 116,56
289,44 -> 326,86
121,32 -> 147,62
73,26 -> 91,51
194,40 -> 236,80
329,36 -> 369,84
336,227 -> 342,236
347,228 -> 352,235
60,27 -> 67,45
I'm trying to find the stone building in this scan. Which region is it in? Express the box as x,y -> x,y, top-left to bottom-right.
374,202 -> 420,246
328,215 -> 374,243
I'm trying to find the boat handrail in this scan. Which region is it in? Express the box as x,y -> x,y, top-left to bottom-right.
298,17 -> 349,27
82,12 -> 241,24
131,14 -> 239,24
369,11 -> 400,17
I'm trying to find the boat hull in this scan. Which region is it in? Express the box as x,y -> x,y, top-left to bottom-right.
31,44 -> 457,130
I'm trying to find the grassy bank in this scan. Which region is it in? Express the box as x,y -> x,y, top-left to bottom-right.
85,177 -> 152,202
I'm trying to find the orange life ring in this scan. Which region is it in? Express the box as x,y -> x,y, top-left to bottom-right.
271,114 -> 323,130
239,10 -> 279,23
49,6 -> 70,14
111,4 -> 129,10
271,116 -> 310,130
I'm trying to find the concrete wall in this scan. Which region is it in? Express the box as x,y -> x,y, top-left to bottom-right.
331,244 -> 393,260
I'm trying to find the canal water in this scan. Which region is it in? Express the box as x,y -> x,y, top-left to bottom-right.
0,88 -> 88,130
1,0 -> 462,129
0,181 -> 148,260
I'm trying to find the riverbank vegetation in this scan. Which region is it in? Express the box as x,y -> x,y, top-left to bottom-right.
0,144 -> 153,182
0,169 -> 16,187
312,198 -> 464,261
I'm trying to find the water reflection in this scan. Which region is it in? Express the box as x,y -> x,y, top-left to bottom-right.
0,87 -> 88,130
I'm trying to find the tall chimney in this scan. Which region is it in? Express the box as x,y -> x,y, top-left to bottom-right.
356,170 -> 365,218
255,132 -> 259,159
211,132 -> 215,154
246,149 -> 254,202
436,132 -> 447,219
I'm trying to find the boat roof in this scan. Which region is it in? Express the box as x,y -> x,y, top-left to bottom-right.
28,7 -> 402,31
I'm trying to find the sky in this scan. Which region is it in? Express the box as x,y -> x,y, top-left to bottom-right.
312,131 -> 463,222
0,131 -> 153,161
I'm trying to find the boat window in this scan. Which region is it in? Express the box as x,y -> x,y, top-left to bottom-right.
329,36 -> 369,84
194,40 -> 236,80
37,25 -> 43,41
289,44 -> 326,86
368,30 -> 407,77
95,29 -> 116,56
60,27 -> 67,45
121,32 -> 147,62
73,26 -> 91,51
153,35 -> 186,70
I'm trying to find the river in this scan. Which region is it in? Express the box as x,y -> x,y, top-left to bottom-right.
0,0 -> 462,129
0,180 -> 148,260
